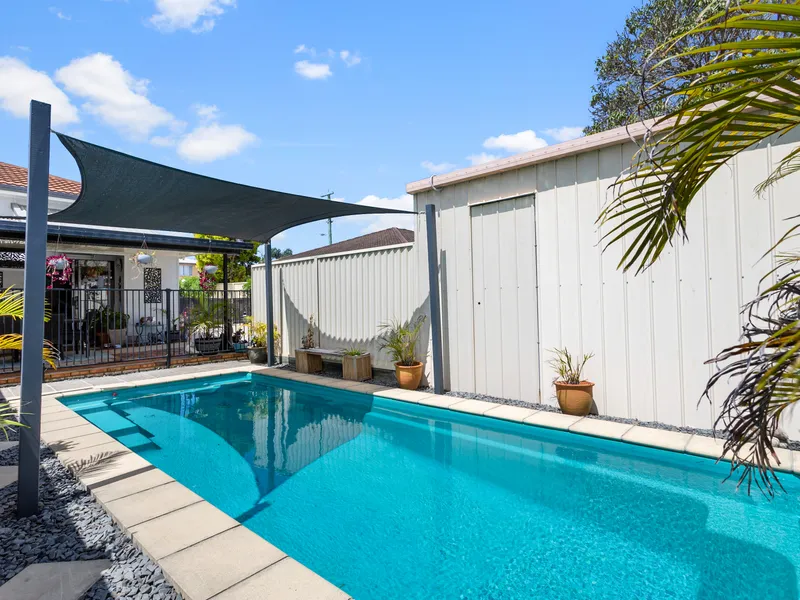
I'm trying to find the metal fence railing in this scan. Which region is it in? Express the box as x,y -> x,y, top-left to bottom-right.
0,288 -> 253,374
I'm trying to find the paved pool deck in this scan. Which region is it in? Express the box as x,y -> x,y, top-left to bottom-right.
4,361 -> 799,599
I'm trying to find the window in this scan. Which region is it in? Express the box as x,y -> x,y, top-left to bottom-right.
179,264 -> 194,277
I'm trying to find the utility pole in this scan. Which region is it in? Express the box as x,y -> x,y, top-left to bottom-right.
321,191 -> 334,245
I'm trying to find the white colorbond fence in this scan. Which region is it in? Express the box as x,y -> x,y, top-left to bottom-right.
252,243 -> 420,370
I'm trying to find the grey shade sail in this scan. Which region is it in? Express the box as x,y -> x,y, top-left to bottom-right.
51,133 -> 413,242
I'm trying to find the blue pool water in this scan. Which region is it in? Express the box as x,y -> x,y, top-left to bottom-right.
64,374 -> 800,599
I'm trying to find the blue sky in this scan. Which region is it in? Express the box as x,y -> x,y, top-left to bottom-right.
0,0 -> 638,254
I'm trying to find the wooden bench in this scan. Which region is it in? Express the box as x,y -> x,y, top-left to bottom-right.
295,348 -> 372,381
295,348 -> 343,374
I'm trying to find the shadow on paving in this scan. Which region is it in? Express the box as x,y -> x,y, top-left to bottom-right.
0,440 -> 180,600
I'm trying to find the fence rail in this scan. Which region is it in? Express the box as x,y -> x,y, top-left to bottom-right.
0,287 -> 253,373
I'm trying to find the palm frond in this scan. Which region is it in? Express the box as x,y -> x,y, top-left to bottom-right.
0,400 -> 24,440
600,1 -> 800,273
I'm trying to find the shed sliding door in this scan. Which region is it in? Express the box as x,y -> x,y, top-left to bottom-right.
470,195 -> 539,402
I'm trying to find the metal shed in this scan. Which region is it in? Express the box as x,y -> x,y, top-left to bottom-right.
407,121 -> 800,436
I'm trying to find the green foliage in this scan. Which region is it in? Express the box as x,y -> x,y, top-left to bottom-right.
96,307 -> 129,330
0,401 -> 23,440
249,321 -> 281,354
195,234 -> 261,282
342,347 -> 364,356
548,348 -> 593,385
271,247 -> 293,260
585,0 -> 732,135
179,276 -> 200,291
600,1 -> 800,493
378,315 -> 426,366
189,296 -> 223,340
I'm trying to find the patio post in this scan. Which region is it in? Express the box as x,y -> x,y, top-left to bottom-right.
265,241 -> 275,366
425,204 -> 444,394
17,100 -> 51,517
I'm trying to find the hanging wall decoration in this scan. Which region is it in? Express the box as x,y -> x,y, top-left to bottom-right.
143,267 -> 161,303
45,254 -> 73,288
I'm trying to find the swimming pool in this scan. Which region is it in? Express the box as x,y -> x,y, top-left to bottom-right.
63,373 -> 800,600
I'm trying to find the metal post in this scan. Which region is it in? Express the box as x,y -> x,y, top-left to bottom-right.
265,241 -> 275,366
425,204 -> 444,394
17,101 -> 51,517
222,254 -> 230,351
165,289 -> 172,368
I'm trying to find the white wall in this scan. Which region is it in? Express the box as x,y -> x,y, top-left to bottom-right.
252,244 -> 419,370
413,129 -> 800,436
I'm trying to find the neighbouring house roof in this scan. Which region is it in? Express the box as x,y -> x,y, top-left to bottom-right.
50,133 -> 412,241
276,228 -> 414,262
0,220 -> 252,254
0,161 -> 81,198
405,118 -> 674,194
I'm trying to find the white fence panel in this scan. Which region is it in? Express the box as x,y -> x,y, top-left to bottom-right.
252,243 -> 418,370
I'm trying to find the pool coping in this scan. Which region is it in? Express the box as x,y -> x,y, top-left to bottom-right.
23,363 -> 800,599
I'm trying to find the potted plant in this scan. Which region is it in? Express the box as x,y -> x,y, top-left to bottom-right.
549,347 -> 595,416
96,307 -> 129,347
295,315 -> 321,373
342,347 -> 371,381
190,297 -> 223,355
231,329 -> 248,353
378,315 -> 426,390
248,322 -> 268,363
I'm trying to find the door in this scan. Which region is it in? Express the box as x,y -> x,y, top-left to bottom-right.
471,195 -> 539,402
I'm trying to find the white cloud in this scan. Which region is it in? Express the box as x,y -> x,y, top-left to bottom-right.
55,53 -> 176,139
544,126 -> 584,142
176,123 -> 257,162
339,194 -> 414,234
150,0 -> 235,33
467,152 -> 500,166
50,7 -> 71,20
193,103 -> 219,121
293,44 -> 308,54
340,50 -> 361,67
150,135 -> 176,147
421,160 -> 455,174
294,60 -> 332,80
14,46 -> 31,52
0,57 -> 79,126
483,130 -> 548,154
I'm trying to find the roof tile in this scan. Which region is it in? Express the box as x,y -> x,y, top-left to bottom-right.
0,161 -> 81,197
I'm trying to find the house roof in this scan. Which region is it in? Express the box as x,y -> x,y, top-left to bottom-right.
0,161 -> 81,197
276,227 -> 414,261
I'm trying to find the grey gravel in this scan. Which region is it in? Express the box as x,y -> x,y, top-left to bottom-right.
276,362 -> 800,449
0,442 -> 181,599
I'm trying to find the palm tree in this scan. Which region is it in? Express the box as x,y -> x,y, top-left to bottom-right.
0,287 -> 58,437
599,1 -> 800,494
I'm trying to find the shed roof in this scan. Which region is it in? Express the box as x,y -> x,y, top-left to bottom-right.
405,118 -> 673,194
52,134 -> 412,242
276,227 -> 414,261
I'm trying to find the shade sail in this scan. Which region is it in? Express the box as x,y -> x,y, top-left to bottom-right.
51,133 -> 412,241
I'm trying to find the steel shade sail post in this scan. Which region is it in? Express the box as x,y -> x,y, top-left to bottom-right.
17,101 -> 51,517
425,204 -> 444,394
265,241 -> 275,366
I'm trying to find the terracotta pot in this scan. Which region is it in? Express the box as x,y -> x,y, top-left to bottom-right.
395,361 -> 423,390
555,381 -> 595,416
